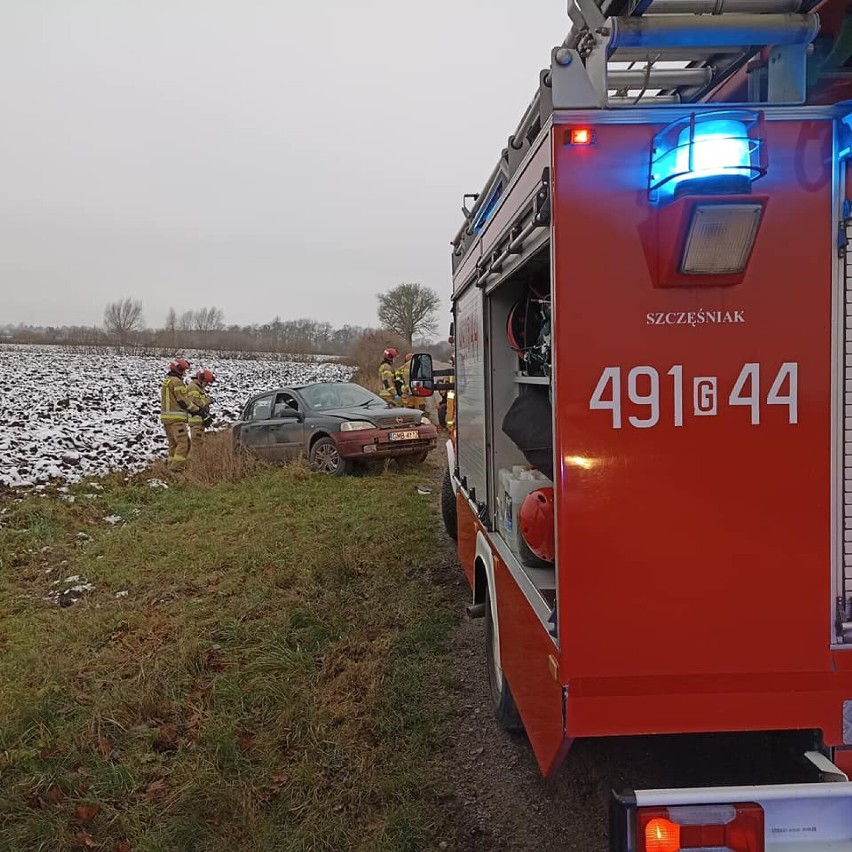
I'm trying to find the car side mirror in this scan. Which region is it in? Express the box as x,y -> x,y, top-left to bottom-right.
409,353 -> 434,396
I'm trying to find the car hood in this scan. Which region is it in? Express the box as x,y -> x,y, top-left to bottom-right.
320,407 -> 424,428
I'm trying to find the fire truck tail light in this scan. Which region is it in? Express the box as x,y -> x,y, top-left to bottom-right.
680,203 -> 763,276
638,803 -> 764,852
644,817 -> 681,852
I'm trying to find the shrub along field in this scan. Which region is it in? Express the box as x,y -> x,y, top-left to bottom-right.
0,441 -> 456,852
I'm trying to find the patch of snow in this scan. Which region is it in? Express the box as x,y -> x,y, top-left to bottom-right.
0,345 -> 355,488
45,573 -> 95,607
115,590 -> 129,598
103,515 -> 123,525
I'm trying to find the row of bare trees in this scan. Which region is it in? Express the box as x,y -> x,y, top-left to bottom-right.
3,283 -> 446,358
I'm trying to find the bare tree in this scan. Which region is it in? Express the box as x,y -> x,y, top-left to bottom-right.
164,308 -> 177,333
376,283 -> 440,346
178,310 -> 194,332
103,298 -> 144,344
192,306 -> 225,333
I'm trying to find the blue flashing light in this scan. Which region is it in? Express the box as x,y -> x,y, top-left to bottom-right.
471,181 -> 503,234
838,112 -> 852,162
649,110 -> 765,205
675,120 -> 751,178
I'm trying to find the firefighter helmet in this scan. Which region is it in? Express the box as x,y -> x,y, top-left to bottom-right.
195,369 -> 215,384
405,352 -> 413,362
170,357 -> 190,376
383,347 -> 399,360
519,487 -> 555,563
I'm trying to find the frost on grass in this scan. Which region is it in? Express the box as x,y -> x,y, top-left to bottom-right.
0,345 -> 354,487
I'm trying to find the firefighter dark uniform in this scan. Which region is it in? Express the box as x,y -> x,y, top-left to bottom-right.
379,347 -> 402,404
187,370 -> 215,444
160,359 -> 200,470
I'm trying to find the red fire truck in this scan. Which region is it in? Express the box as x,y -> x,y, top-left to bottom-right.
410,0 -> 852,848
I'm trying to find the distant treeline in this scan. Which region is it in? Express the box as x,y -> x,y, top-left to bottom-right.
0,317 -> 452,362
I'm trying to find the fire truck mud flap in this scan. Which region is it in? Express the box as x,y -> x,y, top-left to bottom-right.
491,555 -> 571,777
610,776 -> 852,851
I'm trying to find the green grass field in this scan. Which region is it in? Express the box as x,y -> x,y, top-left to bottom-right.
0,451 -> 456,852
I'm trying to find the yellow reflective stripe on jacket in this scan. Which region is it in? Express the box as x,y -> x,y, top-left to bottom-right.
160,375 -> 195,421
186,379 -> 211,425
396,363 -> 411,394
379,361 -> 397,392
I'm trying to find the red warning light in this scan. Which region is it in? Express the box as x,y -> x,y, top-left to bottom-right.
569,127 -> 594,146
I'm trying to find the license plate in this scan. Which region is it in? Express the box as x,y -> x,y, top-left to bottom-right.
389,430 -> 419,441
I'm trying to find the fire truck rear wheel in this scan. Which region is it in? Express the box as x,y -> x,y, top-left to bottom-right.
485,585 -> 523,732
440,468 -> 457,541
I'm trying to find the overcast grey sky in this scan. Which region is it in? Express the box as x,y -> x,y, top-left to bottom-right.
0,1 -> 568,330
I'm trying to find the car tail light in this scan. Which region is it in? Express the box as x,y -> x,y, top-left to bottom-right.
638,803 -> 764,852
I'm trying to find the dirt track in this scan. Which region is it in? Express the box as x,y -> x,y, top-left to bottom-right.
428,546 -> 611,852
425,467 -> 808,852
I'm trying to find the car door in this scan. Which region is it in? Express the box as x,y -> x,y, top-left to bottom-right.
238,394 -> 276,458
266,392 -> 307,461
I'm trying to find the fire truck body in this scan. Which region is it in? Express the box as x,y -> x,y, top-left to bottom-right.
414,0 -> 852,846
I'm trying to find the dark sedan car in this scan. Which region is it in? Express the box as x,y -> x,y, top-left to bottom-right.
232,382 -> 438,475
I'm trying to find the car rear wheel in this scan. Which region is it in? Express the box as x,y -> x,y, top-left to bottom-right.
310,437 -> 351,476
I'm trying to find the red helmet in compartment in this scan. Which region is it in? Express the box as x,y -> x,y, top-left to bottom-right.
519,487 -> 555,563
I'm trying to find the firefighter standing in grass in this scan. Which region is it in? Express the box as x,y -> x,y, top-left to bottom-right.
378,347 -> 402,405
187,369 -> 215,444
160,358 -> 201,470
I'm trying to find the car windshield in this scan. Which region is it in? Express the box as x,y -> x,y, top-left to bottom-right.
300,383 -> 388,411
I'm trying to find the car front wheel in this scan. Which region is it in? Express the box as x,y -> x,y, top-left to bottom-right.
310,437 -> 351,476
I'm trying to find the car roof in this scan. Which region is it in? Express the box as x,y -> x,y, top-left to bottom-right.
244,381 -> 358,404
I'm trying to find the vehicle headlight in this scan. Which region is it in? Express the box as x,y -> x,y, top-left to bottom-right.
340,421 -> 374,432
420,415 -> 431,425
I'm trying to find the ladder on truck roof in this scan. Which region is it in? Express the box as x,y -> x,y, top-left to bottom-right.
452,0 -> 825,272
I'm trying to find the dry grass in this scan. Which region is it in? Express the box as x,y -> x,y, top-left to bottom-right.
349,329 -> 409,393
0,456 -> 455,852
180,429 -> 267,486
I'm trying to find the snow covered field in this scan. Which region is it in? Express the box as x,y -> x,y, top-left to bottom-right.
0,345 -> 354,487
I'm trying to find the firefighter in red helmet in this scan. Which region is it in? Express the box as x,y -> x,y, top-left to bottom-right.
379,347 -> 402,405
159,357 -> 201,470
187,369 -> 215,444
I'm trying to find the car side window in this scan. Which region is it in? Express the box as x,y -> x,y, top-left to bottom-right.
250,395 -> 274,421
272,393 -> 299,418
